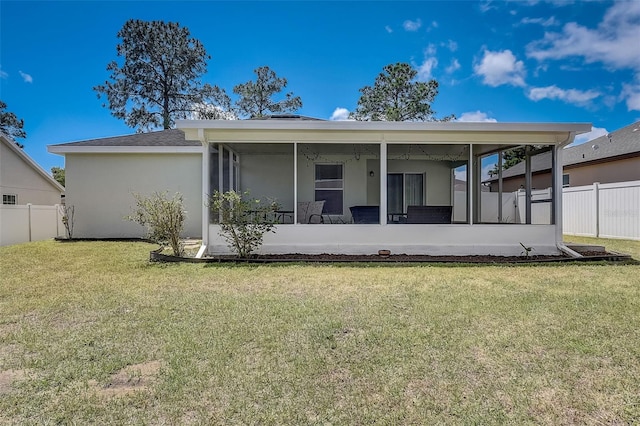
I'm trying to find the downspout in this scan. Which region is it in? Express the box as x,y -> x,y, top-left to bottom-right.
554,131 -> 582,258
196,129 -> 208,259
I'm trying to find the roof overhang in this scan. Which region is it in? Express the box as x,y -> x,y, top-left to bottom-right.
177,120 -> 591,145
47,145 -> 203,155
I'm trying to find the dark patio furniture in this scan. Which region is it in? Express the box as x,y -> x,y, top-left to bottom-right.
297,201 -> 326,223
350,205 -> 380,224
406,205 -> 452,224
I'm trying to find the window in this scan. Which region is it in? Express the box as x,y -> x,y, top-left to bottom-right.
315,164 -> 343,214
2,194 -> 17,205
563,174 -> 570,187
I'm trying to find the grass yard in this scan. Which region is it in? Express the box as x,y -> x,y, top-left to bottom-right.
1,238 -> 639,424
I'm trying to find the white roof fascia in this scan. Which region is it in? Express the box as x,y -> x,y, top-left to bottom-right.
1,133 -> 65,193
176,119 -> 591,135
47,145 -> 203,155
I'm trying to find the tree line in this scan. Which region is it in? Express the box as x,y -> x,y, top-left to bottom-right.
2,18 -> 455,140
1,18 -> 460,186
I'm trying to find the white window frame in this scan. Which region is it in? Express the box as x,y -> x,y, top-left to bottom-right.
314,163 -> 344,215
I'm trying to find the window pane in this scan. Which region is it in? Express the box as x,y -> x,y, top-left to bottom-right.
222,147 -> 230,192
405,174 -> 424,207
2,194 -> 16,205
387,174 -> 403,213
315,190 -> 342,214
315,164 -> 343,180
210,151 -> 219,193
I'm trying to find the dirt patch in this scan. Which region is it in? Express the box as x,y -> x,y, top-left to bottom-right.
0,369 -> 29,395
89,360 -> 163,397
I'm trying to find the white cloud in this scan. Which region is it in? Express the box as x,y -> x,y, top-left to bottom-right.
329,107 -> 352,121
621,81 -> 640,111
526,2 -> 640,71
19,71 -> 33,83
474,49 -> 526,87
424,43 -> 436,56
520,16 -> 558,26
0,65 -> 7,79
385,25 -> 393,33
479,1 -> 495,13
445,59 -> 461,74
403,19 -> 422,32
527,85 -> 600,105
572,126 -> 608,146
457,111 -> 498,122
443,39 -> 458,52
417,57 -> 438,81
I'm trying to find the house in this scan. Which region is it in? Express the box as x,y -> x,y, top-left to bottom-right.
1,133 -> 66,246
47,129 -> 203,239
48,118 -> 590,256
487,120 -> 640,192
1,133 -> 64,205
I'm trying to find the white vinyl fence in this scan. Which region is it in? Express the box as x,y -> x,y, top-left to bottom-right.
0,204 -> 64,246
563,180 -> 640,240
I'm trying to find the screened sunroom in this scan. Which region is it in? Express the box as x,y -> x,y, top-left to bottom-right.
178,118 -> 589,256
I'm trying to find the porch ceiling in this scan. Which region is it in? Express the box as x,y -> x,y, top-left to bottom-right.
216,142 -> 525,159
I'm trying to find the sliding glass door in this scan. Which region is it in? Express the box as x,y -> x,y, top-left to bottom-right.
387,173 -> 424,214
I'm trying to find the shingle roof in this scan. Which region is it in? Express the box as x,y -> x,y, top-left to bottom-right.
53,129 -> 200,147
563,120 -> 640,166
492,120 -> 640,180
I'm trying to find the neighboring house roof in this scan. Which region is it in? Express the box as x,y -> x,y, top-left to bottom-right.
563,120 -> 640,167
0,133 -> 65,193
51,129 -> 200,147
488,120 -> 640,181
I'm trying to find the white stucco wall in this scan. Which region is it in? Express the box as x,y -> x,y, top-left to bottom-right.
0,140 -> 63,205
296,153 -> 373,216
240,154 -> 295,210
65,153 -> 202,238
208,223 -> 560,256
365,159 -> 453,206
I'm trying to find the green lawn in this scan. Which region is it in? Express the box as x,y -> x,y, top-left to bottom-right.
1,238 -> 639,424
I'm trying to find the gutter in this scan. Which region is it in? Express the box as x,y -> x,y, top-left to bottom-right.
195,244 -> 207,259
557,242 -> 583,258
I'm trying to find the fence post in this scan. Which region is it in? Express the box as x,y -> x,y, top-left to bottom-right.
593,182 -> 600,238
27,203 -> 33,242
55,204 -> 60,238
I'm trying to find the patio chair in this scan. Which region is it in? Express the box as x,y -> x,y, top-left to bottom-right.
349,205 -> 380,224
297,201 -> 325,223
406,205 -> 452,224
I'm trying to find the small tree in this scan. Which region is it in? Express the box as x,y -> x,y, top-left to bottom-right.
59,204 -> 75,239
209,190 -> 279,258
127,191 -> 186,256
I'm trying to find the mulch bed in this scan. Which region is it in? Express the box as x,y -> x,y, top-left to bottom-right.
151,248 -> 632,264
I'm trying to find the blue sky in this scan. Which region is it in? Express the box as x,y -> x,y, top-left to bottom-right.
1,0 -> 639,173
